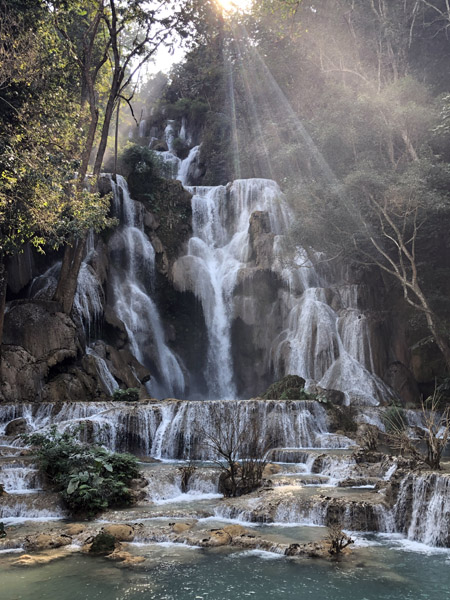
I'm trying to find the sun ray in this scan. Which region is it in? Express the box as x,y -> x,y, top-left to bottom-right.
216,0 -> 252,14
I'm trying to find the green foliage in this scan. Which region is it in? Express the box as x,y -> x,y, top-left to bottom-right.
171,137 -> 190,159
384,405 -> 407,433
23,426 -> 139,518
112,387 -> 140,402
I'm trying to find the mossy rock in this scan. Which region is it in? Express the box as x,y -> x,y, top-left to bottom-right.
262,375 -> 307,400
89,532 -> 117,555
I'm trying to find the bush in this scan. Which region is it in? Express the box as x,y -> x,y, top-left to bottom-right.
172,137 -> 190,159
384,404 -> 407,433
118,143 -> 170,198
23,427 -> 140,518
112,388 -> 140,402
262,375 -> 312,400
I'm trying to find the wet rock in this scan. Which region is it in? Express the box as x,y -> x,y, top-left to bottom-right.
4,417 -> 28,436
24,533 -> 72,552
102,524 -> 135,542
10,549 -> 71,567
263,463 -> 283,477
0,346 -> 46,403
205,529 -> 232,547
64,524 -> 86,536
171,522 -> 195,534
248,211 -> 274,269
316,387 -> 346,406
88,532 -> 119,555
107,549 -> 146,566
222,524 -> 249,538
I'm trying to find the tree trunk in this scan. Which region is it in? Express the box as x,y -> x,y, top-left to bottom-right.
93,78 -> 121,178
53,236 -> 87,315
0,259 -> 7,356
425,309 -> 450,372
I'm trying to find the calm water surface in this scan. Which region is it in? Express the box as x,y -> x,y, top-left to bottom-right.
1,533 -> 449,600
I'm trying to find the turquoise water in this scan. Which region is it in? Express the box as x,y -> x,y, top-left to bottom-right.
2,535 -> 449,600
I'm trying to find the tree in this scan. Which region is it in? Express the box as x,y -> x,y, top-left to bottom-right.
387,389 -> 450,470
47,0 -> 197,314
327,523 -> 354,557
198,402 -> 272,497
0,0 -> 105,352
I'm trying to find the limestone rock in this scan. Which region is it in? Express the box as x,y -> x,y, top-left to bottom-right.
4,417 -> 28,436
384,361 -> 420,406
263,464 -> 283,477
3,300 -> 79,367
222,524 -> 249,538
64,524 -> 86,536
102,524 -> 135,542
205,529 -> 232,546
107,550 -> 146,566
248,211 -> 274,269
10,550 -> 70,567
0,346 -> 46,403
24,533 -> 72,552
171,522 -> 196,534
6,244 -> 34,294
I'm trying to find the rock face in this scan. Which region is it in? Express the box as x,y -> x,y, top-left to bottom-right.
384,362 -> 420,406
0,301 -> 104,403
3,300 -> 79,367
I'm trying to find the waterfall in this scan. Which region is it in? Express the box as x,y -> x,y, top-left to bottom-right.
178,145 -> 201,186
171,176 -> 388,403
0,400 -> 353,460
107,175 -> 186,398
394,472 -> 450,547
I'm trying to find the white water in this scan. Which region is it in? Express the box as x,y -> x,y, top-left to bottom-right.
170,176 -> 388,403
108,175 -> 186,398
394,472 -> 450,547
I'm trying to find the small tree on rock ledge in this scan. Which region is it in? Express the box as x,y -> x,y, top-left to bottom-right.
387,390 -> 450,470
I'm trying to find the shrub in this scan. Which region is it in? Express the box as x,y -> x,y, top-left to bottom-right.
262,375 -> 310,400
384,404 -> 407,433
112,388 -> 140,402
23,427 -> 140,518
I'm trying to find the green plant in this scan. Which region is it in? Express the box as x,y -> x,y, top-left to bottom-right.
384,404 -> 407,433
262,375 -> 310,400
23,427 -> 139,518
112,388 -> 140,402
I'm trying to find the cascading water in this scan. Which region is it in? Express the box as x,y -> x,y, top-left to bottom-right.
170,176 -> 389,403
107,175 -> 186,398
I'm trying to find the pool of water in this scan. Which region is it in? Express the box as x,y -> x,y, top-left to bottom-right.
1,534 -> 449,600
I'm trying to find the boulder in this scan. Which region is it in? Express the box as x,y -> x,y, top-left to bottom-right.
64,524 -> 86,536
24,533 -> 72,552
263,464 -> 283,477
4,417 -> 28,436
206,529 -> 232,547
171,522 -> 195,534
102,524 -> 134,542
88,532 -> 119,555
222,524 -> 249,538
